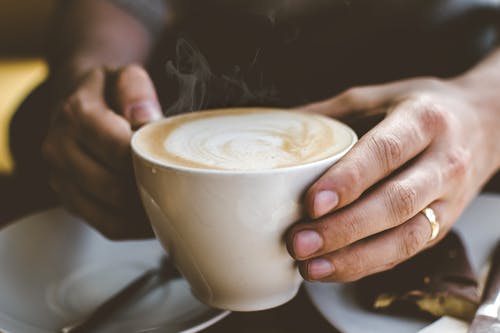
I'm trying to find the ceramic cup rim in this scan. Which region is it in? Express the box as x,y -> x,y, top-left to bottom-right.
131,108 -> 358,176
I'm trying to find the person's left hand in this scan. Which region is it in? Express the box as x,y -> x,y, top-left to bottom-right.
286,77 -> 500,282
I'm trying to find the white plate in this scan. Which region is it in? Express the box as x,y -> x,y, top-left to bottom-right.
0,208 -> 230,333
305,193 -> 500,333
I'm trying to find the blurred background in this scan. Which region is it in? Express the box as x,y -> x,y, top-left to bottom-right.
0,0 -> 56,174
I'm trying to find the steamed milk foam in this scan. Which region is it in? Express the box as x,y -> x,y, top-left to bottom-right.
134,108 -> 353,170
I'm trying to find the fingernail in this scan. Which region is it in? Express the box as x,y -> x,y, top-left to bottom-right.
129,101 -> 162,124
313,190 -> 339,217
308,259 -> 334,280
294,230 -> 323,258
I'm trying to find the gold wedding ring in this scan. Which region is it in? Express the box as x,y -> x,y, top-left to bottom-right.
421,207 -> 440,242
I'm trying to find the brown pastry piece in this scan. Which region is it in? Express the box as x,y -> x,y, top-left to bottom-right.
355,231 -> 480,321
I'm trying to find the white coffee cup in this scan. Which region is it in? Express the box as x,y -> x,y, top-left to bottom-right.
131,108 -> 357,311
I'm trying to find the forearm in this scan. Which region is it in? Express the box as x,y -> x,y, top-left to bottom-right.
48,0 -> 166,95
452,47 -> 500,170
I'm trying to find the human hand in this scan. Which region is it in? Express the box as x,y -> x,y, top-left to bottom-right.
287,77 -> 500,282
42,65 -> 162,239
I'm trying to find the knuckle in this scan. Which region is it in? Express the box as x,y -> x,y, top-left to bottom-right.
319,163 -> 362,206
340,87 -> 364,105
339,164 -> 363,193
443,147 -> 470,180
118,64 -> 148,84
316,219 -> 331,235
414,98 -> 450,135
334,252 -> 364,282
88,67 -> 104,78
67,92 -> 92,118
400,220 -> 427,258
337,212 -> 364,246
367,134 -> 404,172
386,181 -> 418,221
83,68 -> 106,85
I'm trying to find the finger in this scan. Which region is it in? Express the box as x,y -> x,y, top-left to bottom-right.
44,109 -> 132,186
44,134 -> 145,219
300,201 -> 448,282
306,98 -> 449,218
49,69 -> 106,132
73,106 -> 133,173
68,68 -> 108,110
299,79 -> 439,119
114,65 -> 162,128
59,139 -> 131,208
50,174 -> 153,240
58,70 -> 133,172
289,150 -> 444,260
299,83 -> 401,119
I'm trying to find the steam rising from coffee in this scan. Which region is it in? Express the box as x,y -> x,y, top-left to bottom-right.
161,0 -> 359,115
165,39 -> 277,115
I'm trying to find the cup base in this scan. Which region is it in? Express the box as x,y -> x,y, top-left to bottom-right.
191,284 -> 301,312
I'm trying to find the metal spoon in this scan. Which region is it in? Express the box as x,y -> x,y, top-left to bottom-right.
60,256 -> 179,333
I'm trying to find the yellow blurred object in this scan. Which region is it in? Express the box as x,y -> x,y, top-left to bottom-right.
0,59 -> 48,173
0,0 -> 56,174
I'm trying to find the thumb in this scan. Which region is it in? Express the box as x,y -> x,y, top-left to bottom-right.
114,65 -> 162,128
297,83 -> 403,119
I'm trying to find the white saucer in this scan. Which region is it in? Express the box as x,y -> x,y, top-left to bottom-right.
305,193 -> 500,333
0,208 -> 230,333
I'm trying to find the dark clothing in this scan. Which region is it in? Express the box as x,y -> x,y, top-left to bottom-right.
150,0 -> 500,111
3,0 -> 500,221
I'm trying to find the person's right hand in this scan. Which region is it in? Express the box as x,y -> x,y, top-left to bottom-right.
42,65 -> 162,239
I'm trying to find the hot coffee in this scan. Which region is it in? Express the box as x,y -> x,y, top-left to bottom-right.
133,108 -> 353,170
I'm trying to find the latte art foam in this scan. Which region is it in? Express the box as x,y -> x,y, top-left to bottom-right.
135,109 -> 354,170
